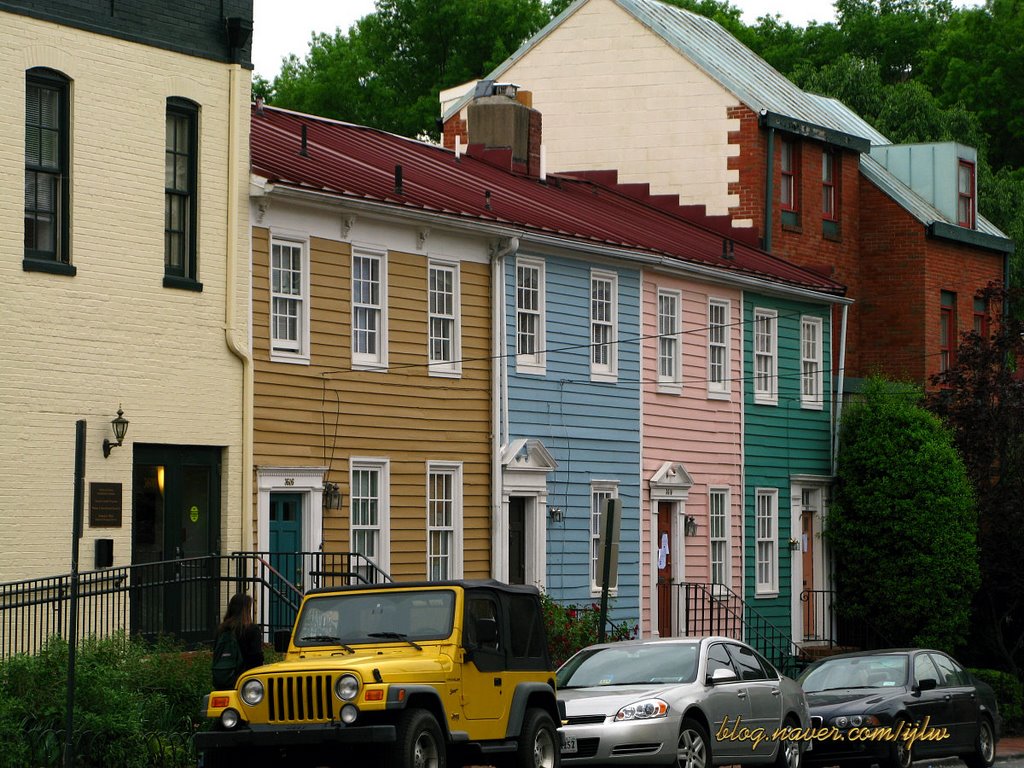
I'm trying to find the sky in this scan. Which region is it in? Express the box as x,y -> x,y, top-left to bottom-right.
250,0 -> 844,81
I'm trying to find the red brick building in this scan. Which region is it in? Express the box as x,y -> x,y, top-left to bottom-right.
441,0 -> 1013,390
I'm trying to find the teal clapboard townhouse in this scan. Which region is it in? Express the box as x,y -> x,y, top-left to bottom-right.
499,248 -> 643,626
744,293 -> 843,662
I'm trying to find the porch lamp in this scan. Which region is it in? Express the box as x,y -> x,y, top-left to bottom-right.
102,407 -> 129,458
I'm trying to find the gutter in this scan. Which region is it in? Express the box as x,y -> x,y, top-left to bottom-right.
832,304 -> 849,476
260,184 -> 851,307
490,237 -> 519,581
225,64 -> 254,552
764,125 -> 775,253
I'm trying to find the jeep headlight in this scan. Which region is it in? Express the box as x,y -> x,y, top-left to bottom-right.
335,674 -> 360,701
241,679 -> 264,706
614,698 -> 669,721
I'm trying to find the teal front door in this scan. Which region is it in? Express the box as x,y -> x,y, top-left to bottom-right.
269,493 -> 303,632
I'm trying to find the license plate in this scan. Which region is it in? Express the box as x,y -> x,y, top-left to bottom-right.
562,733 -> 578,754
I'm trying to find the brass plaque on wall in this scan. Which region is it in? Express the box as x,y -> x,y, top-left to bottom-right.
89,482 -> 122,528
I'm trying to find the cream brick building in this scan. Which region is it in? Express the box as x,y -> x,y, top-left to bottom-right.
0,1 -> 253,639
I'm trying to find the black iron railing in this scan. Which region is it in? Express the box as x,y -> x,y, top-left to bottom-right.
681,582 -> 809,676
799,589 -> 894,651
0,551 -> 390,660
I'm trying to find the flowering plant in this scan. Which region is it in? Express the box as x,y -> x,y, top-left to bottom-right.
540,591 -> 638,668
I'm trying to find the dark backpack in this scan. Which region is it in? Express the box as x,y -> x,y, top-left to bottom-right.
211,630 -> 243,689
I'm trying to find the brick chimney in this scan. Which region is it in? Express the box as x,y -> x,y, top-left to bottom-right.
444,81 -> 543,178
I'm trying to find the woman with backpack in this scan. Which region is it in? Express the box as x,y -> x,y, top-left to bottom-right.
211,592 -> 265,689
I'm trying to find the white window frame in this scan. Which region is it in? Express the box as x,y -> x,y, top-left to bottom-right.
515,256 -> 546,374
269,236 -> 310,364
590,270 -> 618,381
590,480 -> 620,595
801,316 -> 824,410
707,298 -> 731,398
657,289 -> 682,393
350,458 -> 391,574
709,488 -> 730,588
426,462 -> 463,580
351,248 -> 387,370
427,260 -> 461,377
753,308 -> 778,405
755,488 -> 779,596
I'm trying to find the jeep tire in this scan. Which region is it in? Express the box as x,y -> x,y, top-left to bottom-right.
391,708 -> 446,768
515,707 -> 559,768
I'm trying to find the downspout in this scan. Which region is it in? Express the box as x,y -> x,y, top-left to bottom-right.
491,236 -> 519,580
763,123 -> 775,253
832,304 -> 849,476
225,63 -> 254,553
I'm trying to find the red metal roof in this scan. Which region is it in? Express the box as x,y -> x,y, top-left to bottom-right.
250,104 -> 846,297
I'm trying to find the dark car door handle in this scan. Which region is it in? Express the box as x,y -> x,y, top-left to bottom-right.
944,694 -> 952,701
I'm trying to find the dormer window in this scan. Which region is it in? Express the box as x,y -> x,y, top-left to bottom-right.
957,160 -> 975,228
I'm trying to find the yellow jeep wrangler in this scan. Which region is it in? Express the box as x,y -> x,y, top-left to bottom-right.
195,580 -> 562,768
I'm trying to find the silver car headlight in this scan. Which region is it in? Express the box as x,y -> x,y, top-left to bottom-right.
614,698 -> 669,721
241,679 -> 264,706
831,714 -> 880,728
335,674 -> 360,701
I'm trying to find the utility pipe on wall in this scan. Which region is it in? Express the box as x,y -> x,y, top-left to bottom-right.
490,236 -> 518,581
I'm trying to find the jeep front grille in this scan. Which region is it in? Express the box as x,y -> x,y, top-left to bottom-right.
266,674 -> 336,723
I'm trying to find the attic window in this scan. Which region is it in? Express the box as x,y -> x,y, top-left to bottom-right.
957,160 -> 975,229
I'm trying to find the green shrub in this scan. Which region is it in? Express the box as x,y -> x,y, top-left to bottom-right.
541,591 -> 637,668
0,632 -> 217,768
969,668 -> 1023,734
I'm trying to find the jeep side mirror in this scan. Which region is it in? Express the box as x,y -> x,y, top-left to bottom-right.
475,617 -> 499,647
274,629 -> 291,653
915,677 -> 937,693
707,667 -> 738,685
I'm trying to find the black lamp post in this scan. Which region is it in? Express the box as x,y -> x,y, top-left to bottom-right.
102,407 -> 129,458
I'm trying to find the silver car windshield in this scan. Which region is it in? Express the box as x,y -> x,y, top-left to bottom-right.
557,643 -> 699,689
293,589 -> 455,647
801,656 -> 908,692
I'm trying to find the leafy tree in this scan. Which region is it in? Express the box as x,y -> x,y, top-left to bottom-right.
269,0 -> 551,139
928,286 -> 1024,676
827,377 -> 979,652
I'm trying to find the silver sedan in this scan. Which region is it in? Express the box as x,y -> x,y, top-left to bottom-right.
557,636 -> 810,768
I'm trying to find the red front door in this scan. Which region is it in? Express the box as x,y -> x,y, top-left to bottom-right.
656,502 -> 673,636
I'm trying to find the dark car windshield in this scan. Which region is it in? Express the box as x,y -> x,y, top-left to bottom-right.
293,589 -> 455,647
800,655 -> 908,692
557,643 -> 699,689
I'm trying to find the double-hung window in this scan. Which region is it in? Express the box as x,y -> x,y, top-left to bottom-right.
25,68 -> 72,273
708,298 -> 730,397
940,291 -> 957,372
753,309 -> 777,405
590,482 -> 619,593
351,460 -> 389,577
590,271 -> 618,380
709,488 -> 730,588
515,257 -> 545,373
428,262 -> 460,375
755,489 -> 778,595
270,238 -> 308,362
800,316 -> 823,409
780,138 -> 799,226
973,296 -> 989,338
657,289 -> 682,392
165,98 -> 200,287
958,160 -> 975,229
822,149 -> 839,237
352,250 -> 386,368
427,463 -> 462,580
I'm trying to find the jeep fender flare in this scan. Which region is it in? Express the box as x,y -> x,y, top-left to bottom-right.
504,682 -> 560,739
385,685 -> 451,740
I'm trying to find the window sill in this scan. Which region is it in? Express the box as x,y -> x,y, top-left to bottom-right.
23,258 -> 76,276
428,366 -> 462,379
754,396 -> 778,407
707,390 -> 732,401
656,382 -> 682,396
800,399 -> 824,411
515,361 -> 547,377
590,371 -> 618,384
755,591 -> 779,600
270,351 -> 310,365
163,275 -> 203,292
781,222 -> 802,234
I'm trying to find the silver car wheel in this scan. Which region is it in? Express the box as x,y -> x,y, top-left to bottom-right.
978,720 -> 995,765
413,728 -> 440,768
677,722 -> 708,768
781,736 -> 800,768
532,724 -> 557,768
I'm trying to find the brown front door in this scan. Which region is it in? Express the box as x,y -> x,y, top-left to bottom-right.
801,509 -> 815,638
656,502 -> 673,636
